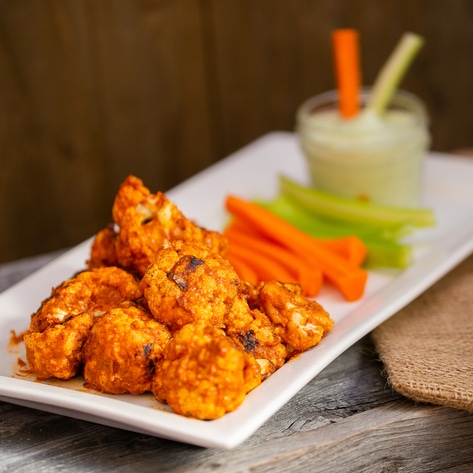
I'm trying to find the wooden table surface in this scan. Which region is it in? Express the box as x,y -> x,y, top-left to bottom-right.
1,251 -> 473,473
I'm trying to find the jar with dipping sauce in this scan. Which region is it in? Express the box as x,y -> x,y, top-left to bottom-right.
296,88 -> 431,207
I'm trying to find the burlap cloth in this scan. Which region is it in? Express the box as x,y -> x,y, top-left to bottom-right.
371,253 -> 473,412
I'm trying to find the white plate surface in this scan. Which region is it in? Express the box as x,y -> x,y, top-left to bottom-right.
1,132 -> 473,449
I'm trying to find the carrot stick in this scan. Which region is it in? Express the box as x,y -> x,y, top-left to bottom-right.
225,217 -> 267,241
332,28 -> 361,118
224,226 -> 323,297
225,195 -> 368,301
227,245 -> 296,286
318,235 -> 368,266
225,252 -> 259,284
228,215 -> 366,267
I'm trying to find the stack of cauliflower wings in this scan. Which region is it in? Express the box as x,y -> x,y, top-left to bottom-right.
24,175 -> 334,420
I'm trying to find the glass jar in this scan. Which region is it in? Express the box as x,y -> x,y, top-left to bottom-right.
296,88 -> 431,207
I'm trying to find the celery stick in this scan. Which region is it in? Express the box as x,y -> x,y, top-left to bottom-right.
362,238 -> 412,269
258,195 -> 413,269
367,32 -> 424,115
258,195 -> 367,239
279,175 -> 435,227
258,194 -> 413,241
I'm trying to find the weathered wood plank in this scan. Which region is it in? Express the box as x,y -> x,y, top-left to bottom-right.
2,336 -> 473,473
197,403 -> 473,473
2,249 -> 473,473
0,0 -> 213,263
1,0 -> 473,271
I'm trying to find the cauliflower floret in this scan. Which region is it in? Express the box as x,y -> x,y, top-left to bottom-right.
29,266 -> 143,333
142,240 -> 240,331
112,174 -> 150,225
25,266 -> 143,380
24,312 -> 94,380
87,224 -> 119,269
250,281 -> 334,353
225,294 -> 288,379
152,320 -> 261,419
103,175 -> 228,276
83,302 -> 171,395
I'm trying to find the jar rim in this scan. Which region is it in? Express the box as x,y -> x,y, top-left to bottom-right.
296,87 -> 429,127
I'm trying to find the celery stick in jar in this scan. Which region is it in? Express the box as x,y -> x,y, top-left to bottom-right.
296,31 -> 430,207
367,32 -> 425,116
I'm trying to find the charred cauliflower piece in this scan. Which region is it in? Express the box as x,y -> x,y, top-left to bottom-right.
225,294 -> 288,379
250,281 -> 334,353
142,240 -> 240,331
24,267 -> 143,380
152,320 -> 261,419
83,302 -> 171,395
90,175 -> 228,276
24,312 -> 95,380
111,174 -> 151,225
29,266 -> 143,333
87,224 -> 119,269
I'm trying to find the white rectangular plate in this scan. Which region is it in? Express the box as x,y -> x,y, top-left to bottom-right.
1,132 -> 473,449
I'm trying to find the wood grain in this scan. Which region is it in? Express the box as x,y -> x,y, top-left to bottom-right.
1,0 -> 473,263
2,252 -> 473,472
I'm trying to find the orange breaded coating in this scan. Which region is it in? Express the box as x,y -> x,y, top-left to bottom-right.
152,320 -> 261,419
97,175 -> 228,276
83,302 -> 171,395
87,225 -> 119,269
25,174 -> 336,420
29,266 -> 143,333
111,174 -> 150,225
142,240 -> 240,331
249,281 -> 334,353
24,312 -> 94,380
25,266 -> 143,380
225,294 -> 288,379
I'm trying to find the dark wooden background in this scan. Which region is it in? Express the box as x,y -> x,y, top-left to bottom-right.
1,0 -> 472,264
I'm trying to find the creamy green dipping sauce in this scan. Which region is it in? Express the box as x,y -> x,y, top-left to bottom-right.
296,91 -> 430,207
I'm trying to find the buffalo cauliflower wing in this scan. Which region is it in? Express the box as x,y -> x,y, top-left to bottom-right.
225,294 -> 288,379
142,240 -> 240,331
89,175 -> 228,277
24,174 -> 335,421
29,266 -> 143,333
24,312 -> 95,380
248,281 -> 334,353
152,320 -> 261,419
24,266 -> 143,380
83,302 -> 171,395
87,224 -> 119,269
